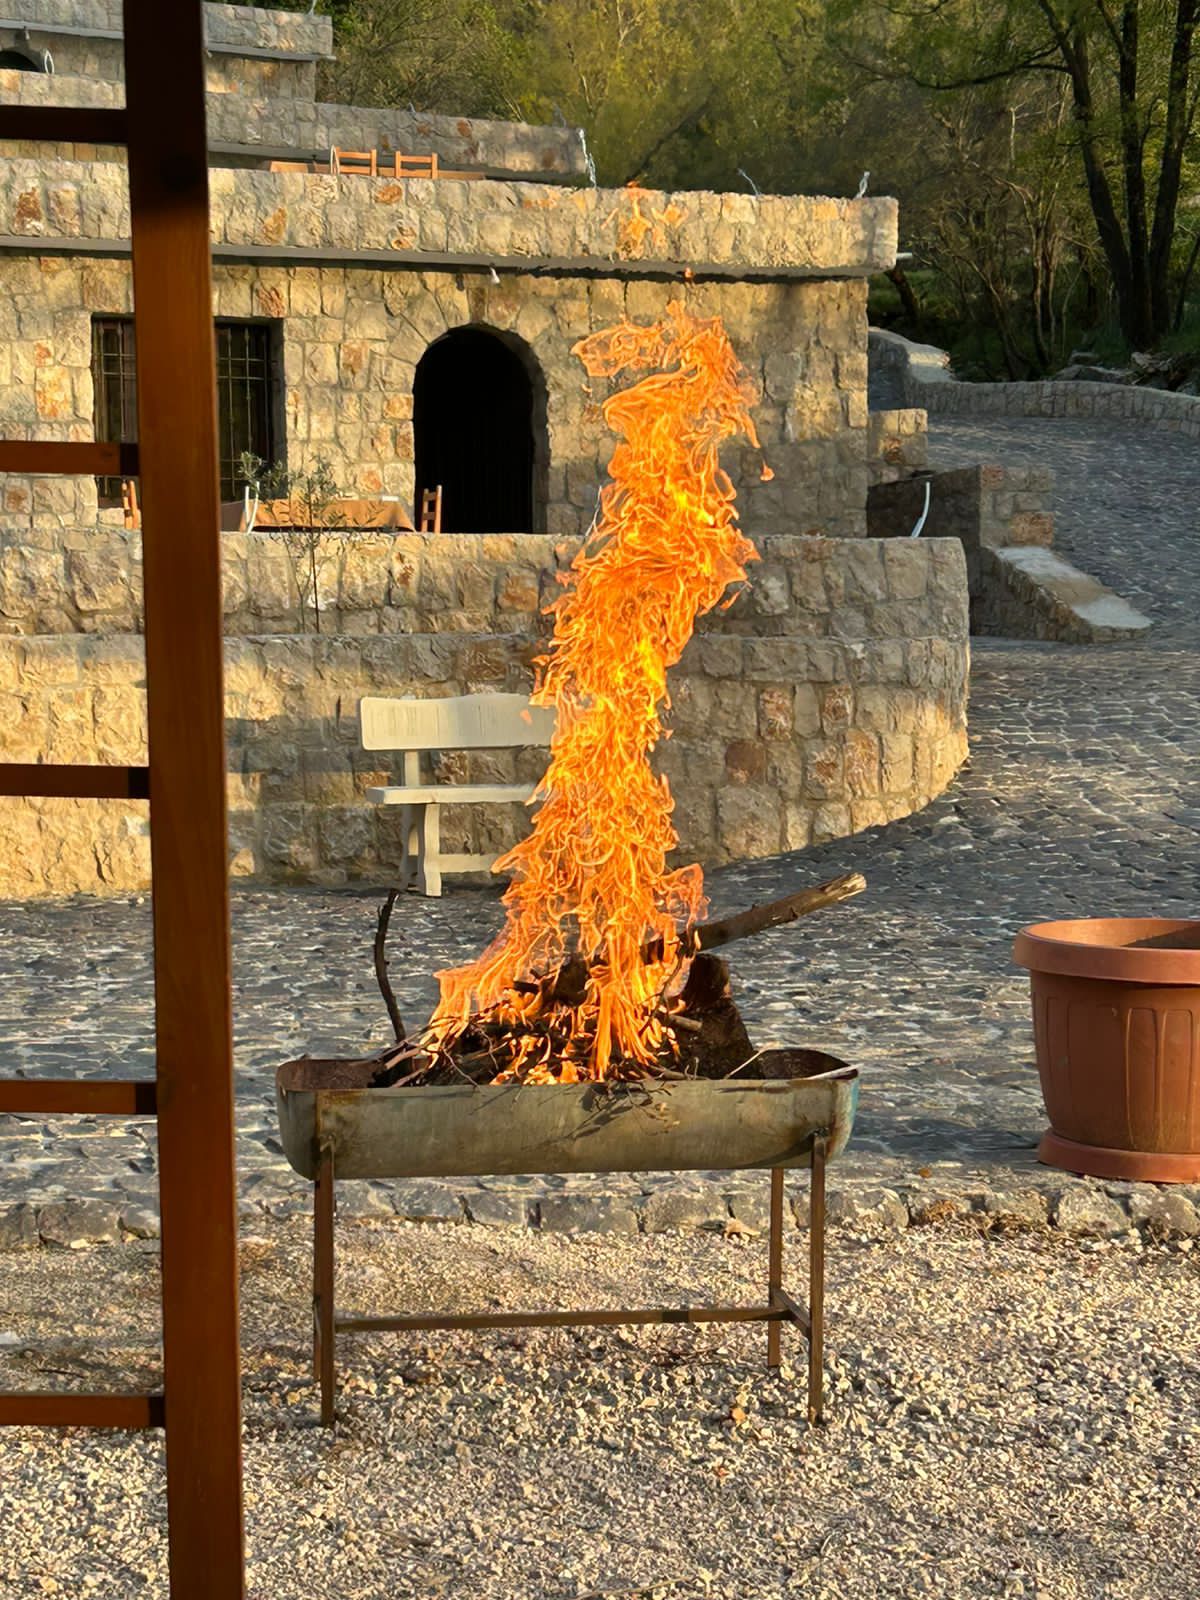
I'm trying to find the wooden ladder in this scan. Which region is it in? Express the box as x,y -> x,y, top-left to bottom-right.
0,4 -> 245,1596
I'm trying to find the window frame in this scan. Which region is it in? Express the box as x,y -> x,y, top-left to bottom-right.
92,313 -> 281,503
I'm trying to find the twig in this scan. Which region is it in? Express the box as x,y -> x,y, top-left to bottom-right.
373,887 -> 405,1042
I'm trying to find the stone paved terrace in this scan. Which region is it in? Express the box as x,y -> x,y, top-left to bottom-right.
2,406 -> 1199,1247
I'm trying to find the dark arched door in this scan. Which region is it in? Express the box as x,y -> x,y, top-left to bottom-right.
414,327 -> 538,533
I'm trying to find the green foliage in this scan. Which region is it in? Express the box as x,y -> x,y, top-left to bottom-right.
262,0 -> 1200,375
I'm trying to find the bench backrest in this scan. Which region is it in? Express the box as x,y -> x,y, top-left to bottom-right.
359,694 -> 555,753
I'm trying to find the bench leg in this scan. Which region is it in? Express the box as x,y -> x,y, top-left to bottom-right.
398,804 -> 418,891
416,804 -> 442,897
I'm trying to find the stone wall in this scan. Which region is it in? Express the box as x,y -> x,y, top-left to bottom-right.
0,70 -> 590,179
867,408 -> 927,486
1,1 -> 331,98
1,528 -> 968,640
0,253 -> 874,544
868,466 -> 1150,643
0,159 -> 897,278
868,464 -> 1054,562
870,326 -> 1200,441
0,536 -> 969,896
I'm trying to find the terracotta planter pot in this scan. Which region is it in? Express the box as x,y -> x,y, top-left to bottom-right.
1014,918 -> 1200,1182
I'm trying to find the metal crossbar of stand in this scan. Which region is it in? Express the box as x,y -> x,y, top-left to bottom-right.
311,1136 -> 827,1428
0,6 -> 246,1594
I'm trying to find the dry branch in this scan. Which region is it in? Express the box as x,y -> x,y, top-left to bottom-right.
373,887 -> 406,1042
642,872 -> 867,963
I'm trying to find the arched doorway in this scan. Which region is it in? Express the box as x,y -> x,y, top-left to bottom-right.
414,326 -> 543,533
0,45 -> 50,70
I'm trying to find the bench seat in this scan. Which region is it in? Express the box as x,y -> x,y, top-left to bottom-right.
365,783 -> 536,806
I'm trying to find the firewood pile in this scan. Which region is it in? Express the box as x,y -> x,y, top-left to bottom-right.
369,872 -> 865,1088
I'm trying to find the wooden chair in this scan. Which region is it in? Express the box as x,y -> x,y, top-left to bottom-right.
331,146 -> 377,176
360,693 -> 555,897
393,151 -> 439,179
418,484 -> 442,533
121,476 -> 140,530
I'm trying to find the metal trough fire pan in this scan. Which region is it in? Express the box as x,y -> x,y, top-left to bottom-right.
276,1048 -> 858,1181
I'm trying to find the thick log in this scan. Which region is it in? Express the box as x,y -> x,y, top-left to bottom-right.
642,872 -> 866,963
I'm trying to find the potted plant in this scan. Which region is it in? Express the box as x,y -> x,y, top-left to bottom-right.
1014,918 -> 1200,1181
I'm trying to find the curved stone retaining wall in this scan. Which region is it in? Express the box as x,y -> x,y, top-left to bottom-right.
0,536 -> 969,896
870,327 -> 1200,441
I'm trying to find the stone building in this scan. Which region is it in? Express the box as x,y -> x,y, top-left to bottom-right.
0,0 -> 970,895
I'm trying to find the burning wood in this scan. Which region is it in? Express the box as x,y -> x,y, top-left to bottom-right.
384,305 -> 865,1087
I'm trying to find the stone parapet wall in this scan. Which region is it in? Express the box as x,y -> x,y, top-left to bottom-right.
867,408 -> 927,486
0,70 -> 589,179
868,464 -> 1053,557
1,2 -> 330,97
1,158 -> 898,278
868,467 -> 1149,642
870,326 -> 1200,441
0,529 -> 967,643
0,537 -> 969,896
0,253 -> 872,542
1,0 -> 332,56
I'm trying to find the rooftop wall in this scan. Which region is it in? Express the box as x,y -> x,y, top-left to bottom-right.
0,2 -> 332,102
0,0 -> 333,58
0,158 -> 898,276
0,70 -> 590,179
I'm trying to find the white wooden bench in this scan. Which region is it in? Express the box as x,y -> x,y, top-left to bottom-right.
360,694 -> 555,897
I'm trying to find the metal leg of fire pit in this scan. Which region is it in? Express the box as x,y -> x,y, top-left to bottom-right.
309,1135 -> 830,1429
765,1140 -> 826,1424
766,1167 -> 785,1370
809,1136 -> 827,1425
314,1142 -> 336,1427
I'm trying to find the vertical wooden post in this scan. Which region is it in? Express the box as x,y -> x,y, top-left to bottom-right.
123,2 -> 246,1592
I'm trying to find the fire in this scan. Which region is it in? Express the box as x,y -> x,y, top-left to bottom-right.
425,302 -> 762,1082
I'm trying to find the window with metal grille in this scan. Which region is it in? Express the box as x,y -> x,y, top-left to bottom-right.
92,316 -> 278,502
92,316 -> 138,504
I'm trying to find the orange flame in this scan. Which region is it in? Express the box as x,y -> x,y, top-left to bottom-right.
425,302 -> 761,1081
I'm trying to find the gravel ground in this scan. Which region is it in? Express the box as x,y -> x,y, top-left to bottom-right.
3,1215 -> 1200,1598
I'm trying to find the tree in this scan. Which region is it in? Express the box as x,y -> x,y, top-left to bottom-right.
839,0 -> 1200,348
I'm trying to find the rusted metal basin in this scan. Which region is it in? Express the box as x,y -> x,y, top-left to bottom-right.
276,1049 -> 857,1180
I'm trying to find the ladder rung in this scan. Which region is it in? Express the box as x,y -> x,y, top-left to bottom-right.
0,1393 -> 164,1430
0,764 -> 149,799
0,107 -> 128,145
0,440 -> 139,476
0,1079 -> 157,1115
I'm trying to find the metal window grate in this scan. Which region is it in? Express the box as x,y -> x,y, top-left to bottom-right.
215,322 -> 275,500
92,315 -> 137,504
93,316 -> 276,501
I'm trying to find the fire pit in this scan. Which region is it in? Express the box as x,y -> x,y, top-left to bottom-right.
274,305 -> 865,1428
277,1047 -> 856,1427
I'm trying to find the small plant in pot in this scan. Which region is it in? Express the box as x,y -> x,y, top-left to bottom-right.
1014,917 -> 1200,1182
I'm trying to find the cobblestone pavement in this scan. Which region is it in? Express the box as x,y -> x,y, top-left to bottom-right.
2,410 -> 1199,1247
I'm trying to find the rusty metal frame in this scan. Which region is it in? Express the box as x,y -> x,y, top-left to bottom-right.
0,3 -> 246,1594
312,1130 -> 828,1430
